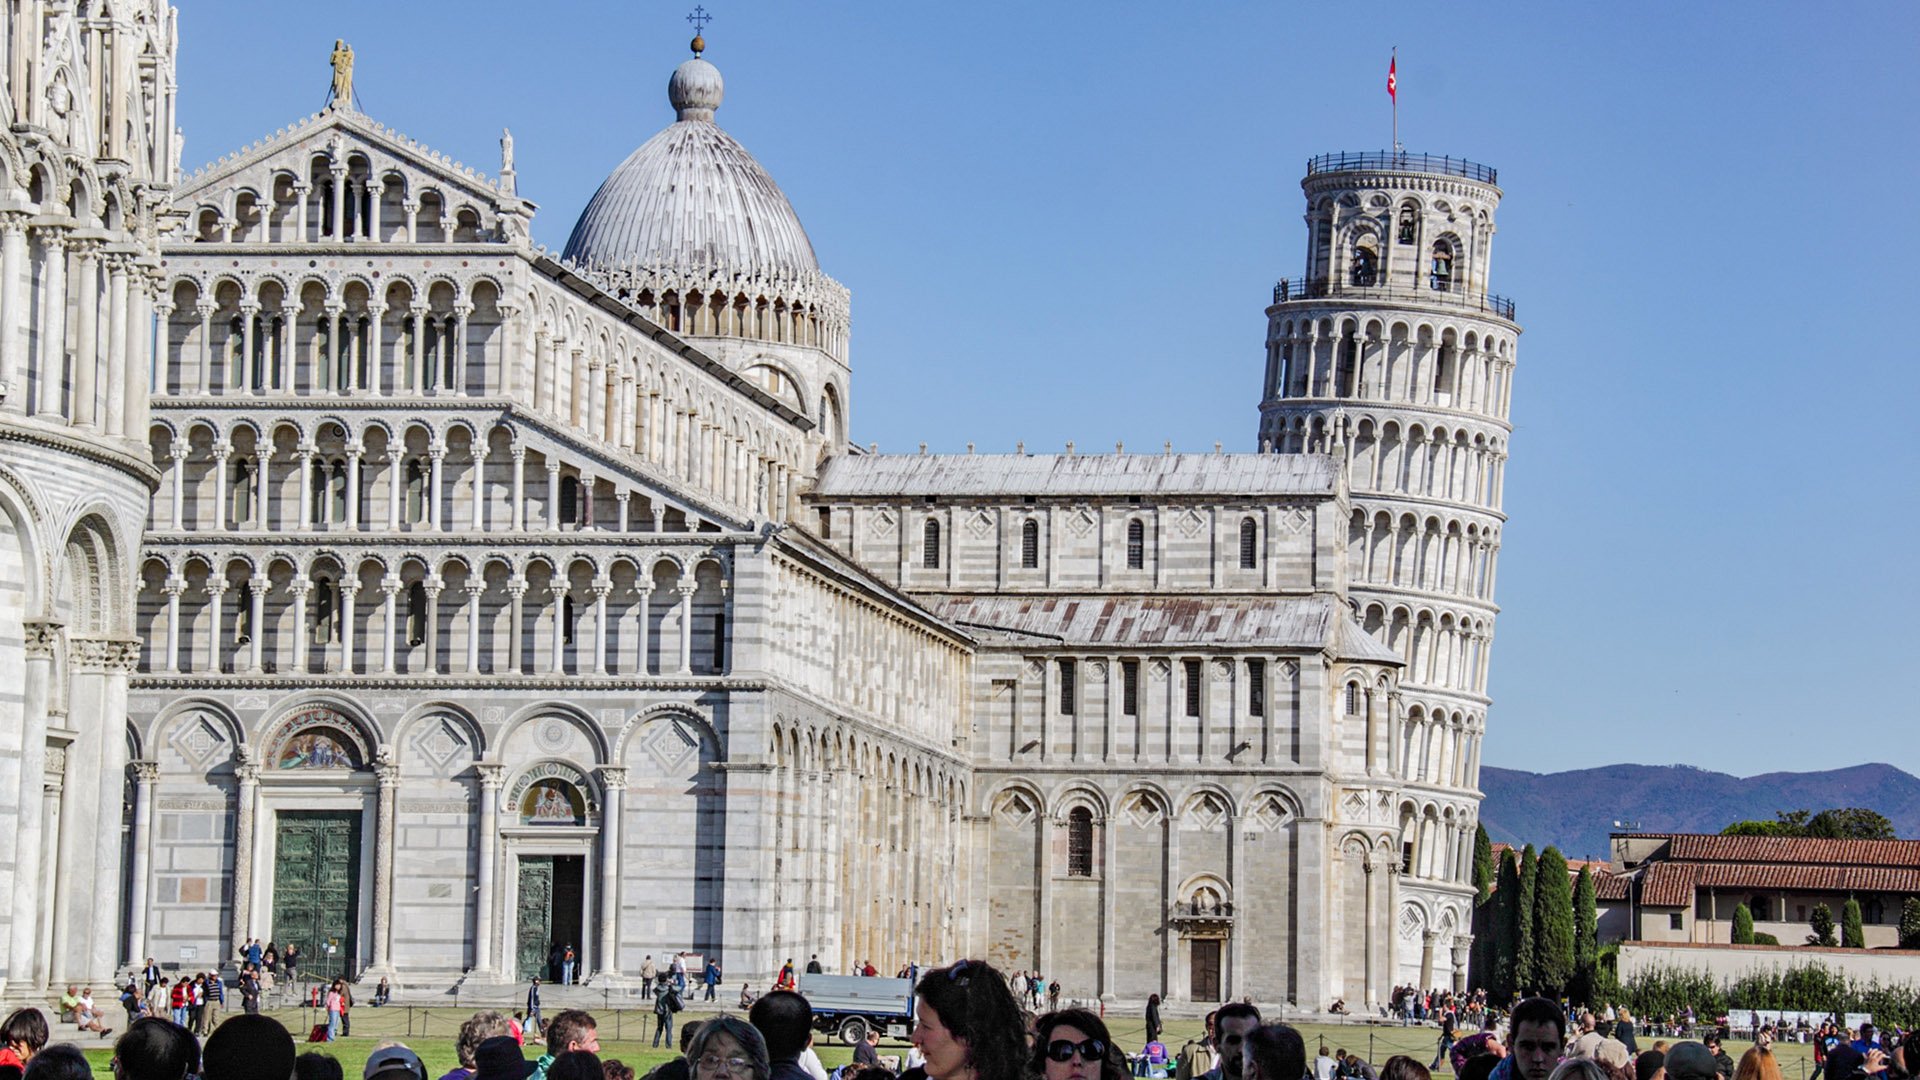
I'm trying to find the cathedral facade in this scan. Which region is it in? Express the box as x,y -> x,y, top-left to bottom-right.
3,21 -> 1519,1011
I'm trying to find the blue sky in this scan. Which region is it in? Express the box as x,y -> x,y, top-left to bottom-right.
176,2 -> 1920,778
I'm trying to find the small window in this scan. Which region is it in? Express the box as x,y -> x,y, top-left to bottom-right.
1122,660 -> 1139,716
1346,683 -> 1361,715
1239,517 -> 1258,569
559,475 -> 579,527
406,460 -> 427,523
1248,659 -> 1265,717
1865,898 -> 1886,925
923,518 -> 941,569
407,581 -> 427,646
1430,244 -> 1455,292
1021,519 -> 1039,569
1749,895 -> 1770,922
816,506 -> 831,539
562,593 -> 575,645
1184,660 -> 1202,717
235,582 -> 254,644
1351,246 -> 1378,287
1058,659 -> 1076,715
1402,842 -> 1415,874
1067,807 -> 1094,877
1126,519 -> 1145,570
1397,206 -> 1418,244
1669,912 -> 1684,931
711,613 -> 727,672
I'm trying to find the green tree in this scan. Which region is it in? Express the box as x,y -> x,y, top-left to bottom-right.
1515,844 -> 1539,993
1470,825 -> 1497,992
1900,897 -> 1920,949
1572,865 -> 1598,1005
1492,847 -> 1521,999
1843,898 -> 1865,948
1533,847 -> 1575,997
1808,903 -> 1837,947
1732,903 -> 1755,944
1808,809 -> 1896,840
1723,810 -> 1812,836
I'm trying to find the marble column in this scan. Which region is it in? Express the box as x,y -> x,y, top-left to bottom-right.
427,447 -> 445,531
509,449 -> 526,531
123,761 -> 160,965
291,582 -> 311,673
590,582 -> 610,676
345,444 -> 363,532
675,585 -> 696,675
379,579 -> 401,673
162,581 -> 184,672
547,584 -> 567,674
422,584 -> 441,673
593,766 -> 626,981
70,243 -> 99,427
368,757 -> 400,973
470,445 -> 487,531
247,581 -> 265,672
31,228 -> 66,419
507,579 -> 526,673
169,447 -> 188,529
205,581 -> 227,673
230,752 -> 260,952
7,622 -> 56,988
0,216 -> 27,406
545,463 -> 561,531
211,442 -> 231,531
104,256 -> 127,435
473,764 -> 504,974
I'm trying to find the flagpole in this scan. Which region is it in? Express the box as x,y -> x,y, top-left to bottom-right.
1391,46 -> 1399,155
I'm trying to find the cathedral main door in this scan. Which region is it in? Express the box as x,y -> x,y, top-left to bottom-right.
271,811 -> 362,983
515,855 -> 586,981
1189,939 -> 1222,1002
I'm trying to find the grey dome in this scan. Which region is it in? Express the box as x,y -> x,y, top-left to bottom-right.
563,57 -> 820,279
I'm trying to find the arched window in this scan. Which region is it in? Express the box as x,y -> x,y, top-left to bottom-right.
1067,807 -> 1094,877
562,592 -> 575,645
1314,220 -> 1332,279
1239,518 -> 1258,569
1430,243 -> 1455,292
328,462 -> 348,524
1126,519 -> 1145,569
1351,246 -> 1379,287
923,518 -> 940,569
405,460 -> 426,523
407,581 -> 427,646
235,581 -> 254,644
313,577 -> 337,641
1434,343 -> 1456,394
1346,682 -> 1362,715
1021,519 -> 1039,569
1398,205 -> 1418,244
559,475 -> 579,527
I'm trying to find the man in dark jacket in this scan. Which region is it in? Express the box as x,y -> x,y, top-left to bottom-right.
749,991 -> 815,1080
1702,1037 -> 1734,1080
652,982 -> 683,1049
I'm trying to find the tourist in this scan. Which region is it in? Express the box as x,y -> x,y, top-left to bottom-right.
374,978 -> 392,1007
1029,1009 -> 1126,1080
337,979 -> 355,1037
1700,1039 -> 1731,1080
689,1017 -> 772,1080
1175,1015 -> 1215,1080
204,971 -> 227,1034
1243,1027 -> 1307,1080
853,1032 -> 881,1070
642,1022 -> 700,1080
142,960 -> 163,996
749,990 -> 817,1080
20,1046 -> 89,1080
113,1018 -> 199,1080
741,986 -> 758,1010
642,958 -> 658,999
562,946 -> 577,987
1732,1047 -> 1783,1080
535,1011 -> 602,1080
263,943 -> 278,974
0,1008 -> 49,1075
1548,1064 -> 1609,1080
1145,995 -> 1163,1046
366,1046 -> 430,1080
528,980 -> 544,1031
670,954 -> 687,994
775,960 -> 795,992
245,939 -> 264,970
1200,1004 -> 1261,1080
1378,1059 -> 1429,1080
549,1054 -> 603,1080
297,1052 -> 345,1080
1615,1011 -> 1640,1057
1047,982 -> 1061,1013
478,1038 -> 539,1080
71,990 -> 109,1038
1492,999 -> 1568,1080
168,977 -> 189,1028
806,957 -> 823,975
204,1014 -> 297,1080
323,981 -> 344,1041
283,942 -> 300,980
704,958 -> 721,1002
189,974 -> 207,1033
653,981 -> 685,1049
1634,1051 -> 1664,1080
1313,1047 -> 1336,1080
1571,1017 -> 1603,1062
442,1011 -> 515,1080
911,960 -> 1027,1080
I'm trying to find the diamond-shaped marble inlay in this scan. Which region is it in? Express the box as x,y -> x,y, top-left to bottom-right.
170,715 -> 229,770
1067,508 -> 1097,538
410,718 -> 470,775
1124,793 -> 1163,828
1177,510 -> 1206,538
1253,795 -> 1292,831
996,791 -> 1036,827
1281,508 -> 1310,534
966,511 -> 994,539
872,510 -> 896,536
637,717 -> 700,777
1187,792 -> 1227,830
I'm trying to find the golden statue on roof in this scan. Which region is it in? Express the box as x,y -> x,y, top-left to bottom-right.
329,39 -> 354,109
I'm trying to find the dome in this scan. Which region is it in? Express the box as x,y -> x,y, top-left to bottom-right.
563,56 -> 820,280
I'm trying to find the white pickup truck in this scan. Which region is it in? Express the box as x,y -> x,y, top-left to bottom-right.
797,974 -> 916,1044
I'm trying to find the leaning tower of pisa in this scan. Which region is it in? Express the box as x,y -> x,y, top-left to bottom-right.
1258,150 -> 1519,986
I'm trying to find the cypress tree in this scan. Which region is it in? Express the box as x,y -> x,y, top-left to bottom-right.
1843,898 -> 1865,948
1572,864 -> 1598,1004
1807,903 -> 1837,947
1470,825 -> 1497,991
1492,847 -> 1521,999
1515,844 -> 1538,994
1532,846 -> 1575,998
1732,902 -> 1755,944
1900,897 -> 1920,949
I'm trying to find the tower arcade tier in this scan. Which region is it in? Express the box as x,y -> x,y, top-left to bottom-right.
1258,151 -> 1521,915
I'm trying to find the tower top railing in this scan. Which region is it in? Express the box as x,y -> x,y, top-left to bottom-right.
1272,278 -> 1516,321
1306,151 -> 1497,185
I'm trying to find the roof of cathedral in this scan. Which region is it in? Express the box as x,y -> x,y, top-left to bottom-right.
928,593 -> 1398,663
812,453 -> 1340,498
562,54 -> 821,280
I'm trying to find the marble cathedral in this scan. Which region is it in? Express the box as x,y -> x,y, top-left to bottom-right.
0,14 -> 1518,1011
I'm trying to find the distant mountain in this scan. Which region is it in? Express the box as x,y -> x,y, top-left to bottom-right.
1476,762 -> 1920,860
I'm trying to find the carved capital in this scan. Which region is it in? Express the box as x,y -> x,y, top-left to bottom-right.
596,765 -> 628,792
131,760 -> 162,784
22,620 -> 61,658
477,762 -> 507,789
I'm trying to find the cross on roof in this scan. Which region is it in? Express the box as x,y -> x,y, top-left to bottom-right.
686,6 -> 712,35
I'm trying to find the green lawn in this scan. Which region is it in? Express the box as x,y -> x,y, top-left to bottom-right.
63,1006 -> 1830,1080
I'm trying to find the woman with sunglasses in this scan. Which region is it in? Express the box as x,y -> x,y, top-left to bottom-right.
913,961 -> 1028,1080
1028,1011 -> 1127,1080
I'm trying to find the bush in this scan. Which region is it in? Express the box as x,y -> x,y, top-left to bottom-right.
1901,897 -> 1920,949
1752,932 -> 1780,945
1732,904 -> 1755,944
1843,899 -> 1866,948
1809,903 -> 1838,947
1617,961 -> 1920,1031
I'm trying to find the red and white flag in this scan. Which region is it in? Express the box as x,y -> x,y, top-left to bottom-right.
1387,54 -> 1397,102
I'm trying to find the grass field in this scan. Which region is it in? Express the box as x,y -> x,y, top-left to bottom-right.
60,1006 -> 1830,1080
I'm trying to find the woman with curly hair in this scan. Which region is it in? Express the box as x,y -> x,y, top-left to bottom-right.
912,960 -> 1028,1080
1027,1011 -> 1127,1080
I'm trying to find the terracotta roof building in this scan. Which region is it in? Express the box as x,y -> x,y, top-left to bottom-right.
1598,833 -> 1920,946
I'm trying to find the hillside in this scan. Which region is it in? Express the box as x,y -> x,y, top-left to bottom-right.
1476,762 -> 1920,859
